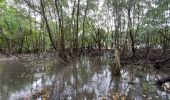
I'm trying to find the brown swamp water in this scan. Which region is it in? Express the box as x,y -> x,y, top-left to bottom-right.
0,56 -> 170,100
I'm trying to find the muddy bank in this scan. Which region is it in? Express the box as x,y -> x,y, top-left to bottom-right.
0,52 -> 57,61
1,49 -> 170,68
0,54 -> 19,61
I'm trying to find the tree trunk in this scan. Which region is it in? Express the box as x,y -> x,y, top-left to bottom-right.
55,0 -> 65,51
127,8 -> 135,57
40,0 -> 58,51
74,0 -> 80,55
81,0 -> 89,52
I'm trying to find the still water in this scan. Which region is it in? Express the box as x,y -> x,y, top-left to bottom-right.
0,56 -> 170,100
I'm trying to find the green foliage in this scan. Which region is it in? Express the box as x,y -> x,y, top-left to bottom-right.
0,0 -> 170,53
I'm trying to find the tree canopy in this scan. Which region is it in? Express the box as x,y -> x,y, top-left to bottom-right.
0,0 -> 169,55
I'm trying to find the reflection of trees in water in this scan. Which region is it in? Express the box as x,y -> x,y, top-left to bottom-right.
51,56 -> 111,99
37,58 -> 170,99
1,57 -> 170,99
2,62 -> 33,88
143,66 -> 170,100
109,64 -> 170,100
0,60 -> 57,99
50,56 -> 170,99
0,61 -> 34,99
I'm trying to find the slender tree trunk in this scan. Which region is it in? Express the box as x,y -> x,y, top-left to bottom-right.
73,0 -> 80,55
40,0 -> 58,51
81,0 -> 89,51
17,22 -> 24,53
55,0 -> 65,51
70,0 -> 76,54
127,8 -> 135,56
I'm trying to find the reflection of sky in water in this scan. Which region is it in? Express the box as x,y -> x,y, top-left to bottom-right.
9,74 -> 54,100
0,57 -> 170,100
82,67 -> 111,98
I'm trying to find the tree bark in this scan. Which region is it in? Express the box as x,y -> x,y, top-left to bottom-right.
74,0 -> 80,55
40,0 -> 58,51
81,0 -> 89,51
127,8 -> 135,57
55,0 -> 65,51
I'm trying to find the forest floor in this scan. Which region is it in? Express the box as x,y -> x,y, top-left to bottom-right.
0,52 -> 56,61
0,54 -> 19,60
0,49 -> 170,66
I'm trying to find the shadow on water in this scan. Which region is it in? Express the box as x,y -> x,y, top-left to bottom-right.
0,56 -> 170,100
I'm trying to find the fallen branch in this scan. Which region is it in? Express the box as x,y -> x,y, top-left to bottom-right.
155,57 -> 170,64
